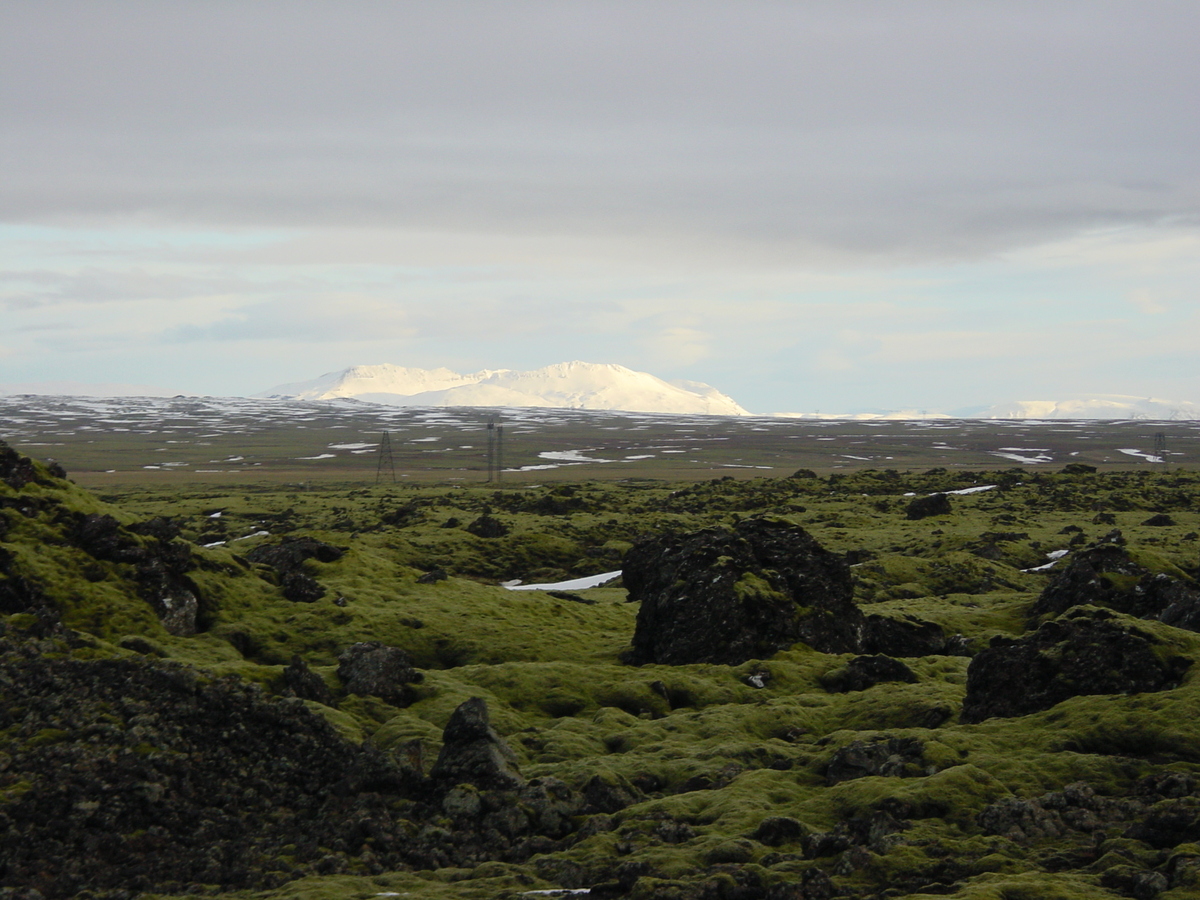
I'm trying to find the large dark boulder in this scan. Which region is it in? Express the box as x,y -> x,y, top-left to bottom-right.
905,493 -> 952,520
429,697 -> 524,790
1031,530 -> 1200,625
623,517 -> 861,665
961,609 -> 1191,723
336,641 -> 422,705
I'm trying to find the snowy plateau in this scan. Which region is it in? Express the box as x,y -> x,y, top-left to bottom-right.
257,361 -> 752,417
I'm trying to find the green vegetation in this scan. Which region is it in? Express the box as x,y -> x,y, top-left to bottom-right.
4,439 -> 1200,899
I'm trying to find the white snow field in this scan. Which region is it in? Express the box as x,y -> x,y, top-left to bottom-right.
258,361 -> 750,417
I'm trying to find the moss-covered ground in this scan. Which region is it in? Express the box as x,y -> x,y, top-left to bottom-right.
4,436 -> 1200,898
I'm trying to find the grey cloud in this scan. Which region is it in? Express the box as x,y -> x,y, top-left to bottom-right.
2,1 -> 1198,262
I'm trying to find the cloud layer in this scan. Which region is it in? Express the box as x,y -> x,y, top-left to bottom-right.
1,1 -> 1198,411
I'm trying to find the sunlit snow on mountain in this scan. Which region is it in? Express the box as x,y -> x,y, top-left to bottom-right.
257,361 -> 751,417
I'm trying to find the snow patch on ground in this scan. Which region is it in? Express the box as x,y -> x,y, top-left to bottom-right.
504,571 -> 622,592
989,451 -> 1053,464
1118,448 -> 1165,462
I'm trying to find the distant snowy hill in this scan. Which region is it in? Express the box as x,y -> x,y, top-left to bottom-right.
258,361 -> 751,416
971,395 -> 1200,420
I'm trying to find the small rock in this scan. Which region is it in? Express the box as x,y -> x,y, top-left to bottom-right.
824,736 -> 925,785
821,655 -> 918,693
282,655 -> 334,704
336,641 -> 422,705
429,697 -> 524,790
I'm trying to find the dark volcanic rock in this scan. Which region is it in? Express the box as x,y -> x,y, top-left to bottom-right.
429,697 -> 525,790
961,609 -> 1191,723
466,509 -> 509,538
0,637 -> 418,898
281,654 -> 334,704
905,493 -> 952,520
280,570 -> 326,603
1142,513 -> 1176,527
978,782 -> 1142,842
623,517 -> 861,665
0,443 -> 62,490
336,641 -> 422,704
244,536 -> 345,569
821,655 -> 918,693
246,536 -> 343,604
1030,531 -> 1200,626
823,736 -> 926,785
72,512 -> 203,635
862,613 -> 961,657
0,634 -> 585,899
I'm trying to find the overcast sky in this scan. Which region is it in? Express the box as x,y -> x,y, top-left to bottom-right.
2,0 -> 1198,413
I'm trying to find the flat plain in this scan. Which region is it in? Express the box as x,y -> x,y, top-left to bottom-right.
3,398 -> 1200,900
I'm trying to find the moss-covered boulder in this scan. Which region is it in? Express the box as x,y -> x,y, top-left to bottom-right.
962,609 -> 1192,723
623,517 -> 860,665
1031,529 -> 1200,627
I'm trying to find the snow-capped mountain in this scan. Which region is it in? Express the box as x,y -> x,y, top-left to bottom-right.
257,361 -> 751,416
969,395 -> 1200,420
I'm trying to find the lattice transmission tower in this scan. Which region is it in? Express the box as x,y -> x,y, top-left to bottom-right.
1153,432 -> 1168,467
375,431 -> 396,483
486,418 -> 504,483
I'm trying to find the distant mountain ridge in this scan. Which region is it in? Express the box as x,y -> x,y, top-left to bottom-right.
965,395 -> 1200,420
257,361 -> 751,416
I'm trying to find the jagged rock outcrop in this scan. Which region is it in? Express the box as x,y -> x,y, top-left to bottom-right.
1030,530 -> 1200,628
962,609 -> 1191,723
623,517 -> 861,665
336,641 -> 422,705
245,536 -> 344,604
429,697 -> 525,790
466,510 -> 509,538
72,512 -> 203,635
978,782 -> 1143,842
0,635 -> 586,899
0,633 -> 416,898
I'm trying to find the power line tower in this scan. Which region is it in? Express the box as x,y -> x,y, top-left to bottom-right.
485,418 -> 504,483
1153,432 -> 1168,467
375,431 -> 396,483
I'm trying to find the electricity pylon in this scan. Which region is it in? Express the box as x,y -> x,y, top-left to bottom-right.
376,431 -> 396,483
